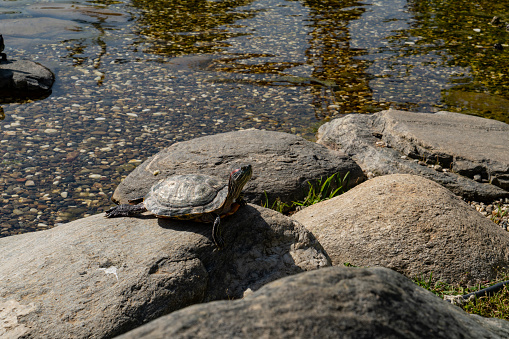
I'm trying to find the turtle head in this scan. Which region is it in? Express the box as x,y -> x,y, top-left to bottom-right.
228,164 -> 252,199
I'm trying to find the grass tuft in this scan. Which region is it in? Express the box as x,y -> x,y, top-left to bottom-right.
261,191 -> 290,213
261,172 -> 350,213
413,272 -> 509,320
293,172 -> 350,208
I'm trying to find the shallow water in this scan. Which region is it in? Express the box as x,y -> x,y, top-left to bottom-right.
1,0 -> 508,236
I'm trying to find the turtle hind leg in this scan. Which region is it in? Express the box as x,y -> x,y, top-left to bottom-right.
105,202 -> 147,218
211,214 -> 225,250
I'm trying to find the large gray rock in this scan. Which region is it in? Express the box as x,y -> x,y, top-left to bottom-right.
0,59 -> 54,97
112,129 -> 364,206
317,109 -> 509,202
293,174 -> 509,284
116,266 -> 509,339
0,205 -> 329,338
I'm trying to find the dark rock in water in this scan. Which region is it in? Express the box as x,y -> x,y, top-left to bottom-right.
0,205 -> 329,338
317,109 -> 509,202
0,34 -> 6,62
112,129 -> 365,206
115,266 -> 509,339
0,59 -> 54,99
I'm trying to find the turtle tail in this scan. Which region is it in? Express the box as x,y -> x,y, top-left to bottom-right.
105,203 -> 147,217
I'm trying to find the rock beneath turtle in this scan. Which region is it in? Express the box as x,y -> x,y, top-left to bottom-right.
0,59 -> 54,98
317,109 -> 509,202
112,129 -> 365,206
115,266 -> 509,339
0,205 -> 329,338
293,174 -> 509,284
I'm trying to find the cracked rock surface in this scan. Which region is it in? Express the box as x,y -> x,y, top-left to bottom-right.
317,109 -> 509,202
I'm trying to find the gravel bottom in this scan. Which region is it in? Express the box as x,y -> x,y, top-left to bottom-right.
0,44 -> 322,237
469,199 -> 509,231
1,0 -> 508,239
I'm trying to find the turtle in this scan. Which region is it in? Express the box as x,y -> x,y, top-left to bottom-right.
105,164 -> 252,249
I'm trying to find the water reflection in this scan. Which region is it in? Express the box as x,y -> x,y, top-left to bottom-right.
304,0 -> 385,117
1,0 -> 509,237
130,0 -> 258,55
401,0 -> 509,122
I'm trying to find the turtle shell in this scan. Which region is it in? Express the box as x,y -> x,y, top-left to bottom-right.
143,174 -> 229,220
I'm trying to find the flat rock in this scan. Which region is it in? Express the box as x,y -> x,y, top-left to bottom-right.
0,18 -> 82,39
0,205 -> 329,338
0,18 -> 93,51
112,129 -> 364,206
317,109 -> 509,202
0,59 -> 55,97
293,174 -> 509,284
116,266 -> 509,339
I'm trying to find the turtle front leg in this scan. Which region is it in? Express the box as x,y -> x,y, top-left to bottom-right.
212,214 -> 225,250
105,202 -> 147,217
236,194 -> 247,207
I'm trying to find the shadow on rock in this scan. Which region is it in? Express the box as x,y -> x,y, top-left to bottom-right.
0,205 -> 329,338
160,204 -> 331,301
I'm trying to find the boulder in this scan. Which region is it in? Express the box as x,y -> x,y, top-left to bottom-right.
0,205 -> 329,338
115,266 -> 509,339
112,129 -> 364,206
0,59 -> 54,98
293,174 -> 509,284
317,109 -> 509,202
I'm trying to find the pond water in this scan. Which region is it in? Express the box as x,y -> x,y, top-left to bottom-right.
1,0 -> 508,236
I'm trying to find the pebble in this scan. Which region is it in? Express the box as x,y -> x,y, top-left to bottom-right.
469,201 -> 509,231
0,0 -> 506,240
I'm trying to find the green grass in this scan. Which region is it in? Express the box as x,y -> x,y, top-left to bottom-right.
413,272 -> 509,320
491,204 -> 508,225
343,263 -> 509,320
261,191 -> 290,213
261,172 -> 350,213
293,172 -> 350,208
263,175 -> 509,321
